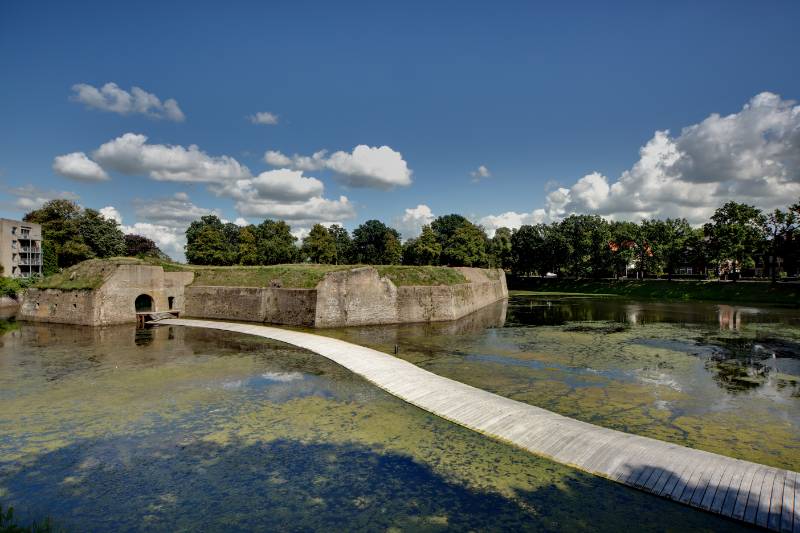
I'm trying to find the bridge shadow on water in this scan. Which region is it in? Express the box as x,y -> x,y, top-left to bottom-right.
0,435 -> 757,532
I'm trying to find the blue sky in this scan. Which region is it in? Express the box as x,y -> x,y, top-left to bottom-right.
1,0 -> 799,260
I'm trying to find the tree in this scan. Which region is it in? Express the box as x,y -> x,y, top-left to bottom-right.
608,221 -> 639,278
431,214 -> 489,266
647,218 -> 692,280
24,199 -> 125,269
402,225 -> 442,265
301,224 -> 337,264
124,234 -> 164,258
236,226 -> 260,265
558,215 -> 610,278
490,227 -> 513,269
186,225 -> 231,265
255,219 -> 298,264
704,202 -> 766,280
443,223 -> 489,267
78,209 -> 126,258
351,220 -> 402,264
328,224 -> 352,264
761,209 -> 797,282
510,225 -> 544,276
186,216 -> 234,265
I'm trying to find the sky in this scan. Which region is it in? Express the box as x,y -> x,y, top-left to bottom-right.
1,0 -> 799,261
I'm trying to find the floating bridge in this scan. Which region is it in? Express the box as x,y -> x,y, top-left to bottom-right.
158,318 -> 798,532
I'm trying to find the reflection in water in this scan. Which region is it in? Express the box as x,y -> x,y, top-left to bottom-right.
319,293 -> 800,471
0,316 -> 752,532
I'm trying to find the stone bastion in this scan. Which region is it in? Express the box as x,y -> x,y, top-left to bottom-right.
19,264 -> 507,327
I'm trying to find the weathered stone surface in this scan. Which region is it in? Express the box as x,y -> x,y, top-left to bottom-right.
315,266 -> 507,328
19,264 -> 506,328
19,265 -> 194,325
184,286 -> 316,326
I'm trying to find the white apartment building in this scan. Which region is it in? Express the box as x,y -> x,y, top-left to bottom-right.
0,218 -> 43,278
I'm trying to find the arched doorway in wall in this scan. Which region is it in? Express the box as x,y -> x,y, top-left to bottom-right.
135,294 -> 155,313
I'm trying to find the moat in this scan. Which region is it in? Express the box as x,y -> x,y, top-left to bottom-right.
1,293 -> 798,531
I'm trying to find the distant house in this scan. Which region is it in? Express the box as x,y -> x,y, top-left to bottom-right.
0,218 -> 43,278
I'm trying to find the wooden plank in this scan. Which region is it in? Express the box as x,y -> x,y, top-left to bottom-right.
159,319 -> 799,531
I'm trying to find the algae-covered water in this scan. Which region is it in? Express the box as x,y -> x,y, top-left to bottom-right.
317,293 -> 800,473
0,315 -> 760,531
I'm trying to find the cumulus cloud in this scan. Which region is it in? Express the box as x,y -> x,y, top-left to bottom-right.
1,185 -> 79,213
470,165 -> 491,182
249,169 -> 324,202
210,169 -> 355,229
71,82 -> 185,121
103,193 -> 220,261
122,222 -> 186,261
264,145 -> 412,189
479,209 -> 547,236
248,112 -> 279,125
394,204 -> 435,239
52,152 -> 109,181
482,92 -> 800,227
133,192 -> 223,227
264,149 -> 328,171
93,133 -> 250,183
99,206 -> 122,224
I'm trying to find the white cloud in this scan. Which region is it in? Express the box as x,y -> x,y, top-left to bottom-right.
52,152 -> 109,181
250,169 -> 324,202
234,195 -> 355,226
264,145 -> 412,189
93,133 -> 250,183
99,206 -> 122,224
122,222 -> 186,262
394,204 -> 435,239
264,149 -> 328,171
327,145 -> 412,188
479,209 -> 547,236
482,92 -> 800,227
1,185 -> 80,213
264,150 -> 292,167
71,82 -> 185,122
133,192 -> 223,227
470,165 -> 491,182
208,162 -> 355,228
104,193 -> 219,262
234,217 -> 249,226
248,112 -> 279,125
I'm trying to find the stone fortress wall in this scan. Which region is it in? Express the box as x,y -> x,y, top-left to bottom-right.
20,265 -> 194,325
20,264 -> 507,328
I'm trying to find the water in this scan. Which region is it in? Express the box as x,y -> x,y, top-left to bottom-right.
0,296 -> 789,531
317,293 -> 800,472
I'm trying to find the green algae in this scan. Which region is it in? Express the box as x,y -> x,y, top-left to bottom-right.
314,296 -> 800,471
0,321 -> 755,531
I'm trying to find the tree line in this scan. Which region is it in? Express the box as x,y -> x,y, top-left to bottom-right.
16,197 -> 800,281
186,199 -> 800,281
22,200 -> 166,275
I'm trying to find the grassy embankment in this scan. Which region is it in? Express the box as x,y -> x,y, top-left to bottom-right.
32,258 -> 471,290
509,277 -> 800,306
180,264 -> 468,288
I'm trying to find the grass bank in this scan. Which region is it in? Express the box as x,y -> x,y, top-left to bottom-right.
508,277 -> 800,306
32,259 -> 473,291
34,257 -> 148,290
185,264 -> 468,288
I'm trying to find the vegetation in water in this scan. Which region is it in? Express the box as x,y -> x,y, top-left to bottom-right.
0,505 -> 51,533
509,279 -> 800,305
0,323 -> 755,531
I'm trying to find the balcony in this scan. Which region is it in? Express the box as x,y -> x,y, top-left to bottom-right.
18,258 -> 42,266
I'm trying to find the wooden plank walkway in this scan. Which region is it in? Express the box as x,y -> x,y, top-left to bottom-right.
159,318 -> 799,531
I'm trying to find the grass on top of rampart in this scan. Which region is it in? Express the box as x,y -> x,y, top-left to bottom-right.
34,257 -> 149,290
508,277 -> 800,306
185,264 -> 469,288
32,259 -> 476,291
